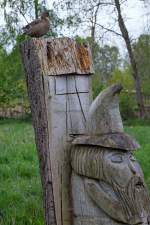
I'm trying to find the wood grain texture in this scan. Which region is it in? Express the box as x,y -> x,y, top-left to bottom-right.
71,172 -> 126,225
71,147 -> 150,225
20,40 -> 56,225
21,38 -> 94,76
72,133 -> 140,150
46,75 -> 91,225
71,85 -> 150,225
46,38 -> 94,75
20,38 -> 93,225
86,84 -> 124,135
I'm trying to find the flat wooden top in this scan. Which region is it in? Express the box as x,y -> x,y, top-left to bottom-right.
21,37 -> 94,76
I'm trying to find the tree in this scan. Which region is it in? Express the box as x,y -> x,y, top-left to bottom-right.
94,43 -> 120,83
54,0 -> 146,118
76,36 -> 121,97
54,0 -> 120,54
133,34 -> 150,94
0,0 -> 65,108
0,35 -> 28,108
114,0 -> 145,118
0,0 -> 41,45
0,0 -> 64,47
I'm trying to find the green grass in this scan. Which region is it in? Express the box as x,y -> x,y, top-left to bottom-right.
125,124 -> 150,190
0,119 -> 150,224
0,119 -> 44,225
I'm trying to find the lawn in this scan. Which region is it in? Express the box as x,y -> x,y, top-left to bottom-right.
0,120 -> 44,225
0,119 -> 150,225
125,124 -> 150,190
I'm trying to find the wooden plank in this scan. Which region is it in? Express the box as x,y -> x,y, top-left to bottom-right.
46,75 -> 91,225
66,93 -> 90,134
55,76 -> 89,95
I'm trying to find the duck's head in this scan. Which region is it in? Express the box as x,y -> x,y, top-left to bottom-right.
41,10 -> 49,19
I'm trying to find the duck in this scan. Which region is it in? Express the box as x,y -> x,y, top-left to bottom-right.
23,11 -> 50,37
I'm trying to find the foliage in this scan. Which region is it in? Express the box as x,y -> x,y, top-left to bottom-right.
54,0 -> 146,118
88,39 -> 137,121
0,0 -> 64,46
46,10 -> 64,37
107,68 -> 136,120
0,36 -> 28,108
119,92 -> 136,120
75,36 -> 121,97
53,0 -> 115,38
108,68 -> 134,89
125,125 -> 150,190
92,73 -> 105,99
133,34 -> 150,94
0,0 -> 38,46
0,1 -> 64,110
93,44 -> 121,83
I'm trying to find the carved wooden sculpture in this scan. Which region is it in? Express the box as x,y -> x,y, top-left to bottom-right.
71,84 -> 150,225
21,37 -> 150,225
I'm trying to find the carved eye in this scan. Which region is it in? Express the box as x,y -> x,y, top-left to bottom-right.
111,154 -> 124,163
129,155 -> 136,162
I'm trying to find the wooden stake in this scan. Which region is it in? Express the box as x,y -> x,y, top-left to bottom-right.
20,37 -> 93,225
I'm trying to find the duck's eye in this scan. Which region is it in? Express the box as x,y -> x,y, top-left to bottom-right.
111,154 -> 124,163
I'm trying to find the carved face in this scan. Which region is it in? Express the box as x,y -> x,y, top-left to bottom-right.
71,146 -> 150,223
102,150 -> 150,224
103,150 -> 144,188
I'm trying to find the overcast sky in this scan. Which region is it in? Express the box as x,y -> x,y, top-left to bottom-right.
46,0 -> 149,55
0,0 -> 149,55
47,0 -> 148,36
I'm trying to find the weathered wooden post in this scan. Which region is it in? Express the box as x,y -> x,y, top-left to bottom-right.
20,38 -> 93,225
21,37 -> 150,225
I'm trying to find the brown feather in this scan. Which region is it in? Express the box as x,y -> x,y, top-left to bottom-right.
22,11 -> 50,37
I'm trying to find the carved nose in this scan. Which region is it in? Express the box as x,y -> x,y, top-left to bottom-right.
129,161 -> 137,174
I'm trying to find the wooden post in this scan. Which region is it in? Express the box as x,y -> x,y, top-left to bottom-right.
20,38 -> 93,225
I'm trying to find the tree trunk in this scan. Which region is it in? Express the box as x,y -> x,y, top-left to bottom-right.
90,3 -> 101,56
91,25 -> 96,55
34,0 -> 39,19
20,39 -> 56,225
114,0 -> 145,118
20,38 -> 93,225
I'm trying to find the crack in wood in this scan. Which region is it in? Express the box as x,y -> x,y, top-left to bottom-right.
74,76 -> 86,124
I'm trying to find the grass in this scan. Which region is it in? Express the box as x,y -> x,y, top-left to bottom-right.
0,119 -> 150,224
0,119 -> 44,225
125,124 -> 150,190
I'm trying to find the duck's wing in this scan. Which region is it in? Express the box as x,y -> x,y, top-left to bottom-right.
24,19 -> 49,37
23,18 -> 41,31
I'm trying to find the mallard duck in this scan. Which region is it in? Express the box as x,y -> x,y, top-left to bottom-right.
23,11 -> 50,37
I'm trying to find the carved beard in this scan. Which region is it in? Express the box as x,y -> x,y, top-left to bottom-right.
113,176 -> 150,224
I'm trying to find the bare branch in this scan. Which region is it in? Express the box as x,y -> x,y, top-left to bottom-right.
96,22 -> 122,36
86,1 -> 114,12
15,5 -> 30,24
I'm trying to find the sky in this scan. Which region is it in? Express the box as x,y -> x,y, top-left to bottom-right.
46,0 -> 149,56
48,0 -> 148,37
0,0 -> 149,55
